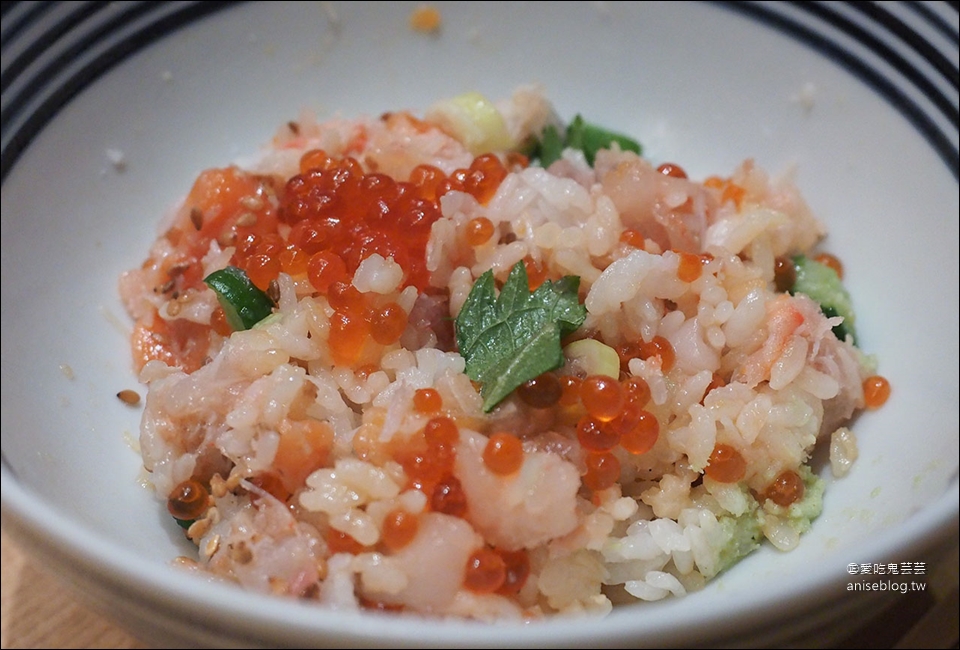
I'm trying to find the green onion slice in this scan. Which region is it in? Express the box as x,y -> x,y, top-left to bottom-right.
203,265 -> 275,331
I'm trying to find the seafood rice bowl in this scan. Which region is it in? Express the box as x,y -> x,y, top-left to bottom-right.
118,85 -> 888,620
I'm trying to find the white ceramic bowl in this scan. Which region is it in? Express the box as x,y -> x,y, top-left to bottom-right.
2,2 -> 957,647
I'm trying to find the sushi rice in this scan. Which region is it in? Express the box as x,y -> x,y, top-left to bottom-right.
119,85 -> 881,620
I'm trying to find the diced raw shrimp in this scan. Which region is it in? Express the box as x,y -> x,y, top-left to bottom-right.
455,429 -> 580,551
596,149 -> 716,253
361,511 -> 482,613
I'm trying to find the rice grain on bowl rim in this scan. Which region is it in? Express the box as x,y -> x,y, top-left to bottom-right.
117,85 -> 889,621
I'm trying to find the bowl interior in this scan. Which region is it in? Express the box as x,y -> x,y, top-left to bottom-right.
2,2 -> 957,647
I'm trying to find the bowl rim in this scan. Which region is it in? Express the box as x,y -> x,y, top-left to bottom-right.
2,1 -> 958,646
3,463 -> 957,646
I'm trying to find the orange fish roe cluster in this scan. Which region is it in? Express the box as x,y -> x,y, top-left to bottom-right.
274,154 -> 441,292
440,153 -> 509,205
389,415 -> 469,518
131,151 -> 509,373
546,372 -> 661,491
230,150 -> 511,297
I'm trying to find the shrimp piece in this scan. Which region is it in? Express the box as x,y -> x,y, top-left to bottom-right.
455,429 -> 580,551
360,512 -> 482,613
363,111 -> 474,179
735,293 -> 856,403
811,330 -> 867,435
734,294 -> 806,388
202,488 -> 324,598
595,149 -> 716,253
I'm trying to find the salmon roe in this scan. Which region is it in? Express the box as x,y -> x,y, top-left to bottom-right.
431,475 -> 467,517
705,444 -> 747,483
463,547 -> 506,593
466,154 -> 508,204
517,372 -> 562,409
381,508 -> 419,551
583,452 -> 621,491
299,148 -> 334,173
619,228 -> 645,249
464,216 -> 495,246
580,374 -> 625,422
701,373 -> 727,405
612,405 -> 659,455
328,309 -> 371,366
763,470 -> 805,507
327,281 -> 366,313
369,302 -> 408,345
677,251 -> 704,283
278,247 -> 309,276
483,432 -> 524,475
327,529 -> 365,555
616,341 -> 641,374
638,335 -> 676,373
814,252 -> 844,279
393,416 -> 458,495
523,256 -> 547,291
623,376 -> 651,407
210,306 -> 233,337
774,255 -> 796,293
577,415 -> 621,453
241,253 -> 280,291
496,549 -> 531,595
862,375 -> 891,409
167,479 -> 208,520
306,250 -> 347,294
423,415 -> 460,450
274,151 -> 509,292
559,375 -> 583,406
657,162 -> 688,179
413,387 -> 443,413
